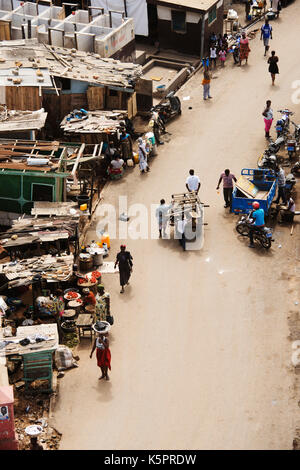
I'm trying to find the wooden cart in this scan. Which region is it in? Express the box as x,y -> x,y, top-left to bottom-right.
165,191 -> 208,251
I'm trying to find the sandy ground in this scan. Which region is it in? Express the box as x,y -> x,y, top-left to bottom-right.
52,3 -> 300,450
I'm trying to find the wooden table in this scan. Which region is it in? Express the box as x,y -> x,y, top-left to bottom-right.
76,313 -> 94,343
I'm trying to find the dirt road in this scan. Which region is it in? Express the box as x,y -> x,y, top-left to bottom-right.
53,3 -> 300,450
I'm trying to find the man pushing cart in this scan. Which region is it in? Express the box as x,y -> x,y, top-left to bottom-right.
157,191 -> 208,251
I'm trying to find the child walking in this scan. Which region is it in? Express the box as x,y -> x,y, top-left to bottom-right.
219,47 -> 226,67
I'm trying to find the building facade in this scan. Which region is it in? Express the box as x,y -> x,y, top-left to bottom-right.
147,0 -> 224,56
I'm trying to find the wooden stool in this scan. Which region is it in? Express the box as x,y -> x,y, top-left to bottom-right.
76,313 -> 94,343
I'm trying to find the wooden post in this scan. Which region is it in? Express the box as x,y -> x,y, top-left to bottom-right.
123,0 -> 128,17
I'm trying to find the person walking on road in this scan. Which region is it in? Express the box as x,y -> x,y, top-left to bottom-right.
156,199 -> 173,238
114,245 -> 133,294
274,166 -> 287,204
271,0 -> 281,17
186,169 -> 201,194
245,0 -> 251,20
216,169 -> 237,208
260,19 -> 273,56
239,31 -> 251,66
202,67 -> 212,100
268,51 -> 279,85
90,330 -> 111,381
138,137 -> 150,173
210,45 -> 217,68
262,100 -> 273,139
219,47 -> 226,67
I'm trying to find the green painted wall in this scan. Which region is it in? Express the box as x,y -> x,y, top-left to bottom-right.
0,173 -> 58,214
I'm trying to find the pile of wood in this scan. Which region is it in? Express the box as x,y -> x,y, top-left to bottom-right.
60,110 -> 128,134
0,107 -> 47,133
0,140 -> 60,169
0,254 -> 74,287
43,44 -> 143,89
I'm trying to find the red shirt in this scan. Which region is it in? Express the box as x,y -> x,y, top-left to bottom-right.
85,292 -> 96,306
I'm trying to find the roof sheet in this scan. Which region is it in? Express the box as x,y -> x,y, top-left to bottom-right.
0,108 -> 47,132
0,40 -> 143,89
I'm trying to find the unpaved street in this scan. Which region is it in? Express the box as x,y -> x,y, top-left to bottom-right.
53,3 -> 300,450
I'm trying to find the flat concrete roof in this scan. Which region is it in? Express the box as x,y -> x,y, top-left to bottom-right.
148,0 -> 219,13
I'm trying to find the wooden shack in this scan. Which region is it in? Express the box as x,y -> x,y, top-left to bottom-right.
147,0 -> 224,56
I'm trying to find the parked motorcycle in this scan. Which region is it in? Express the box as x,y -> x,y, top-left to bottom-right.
231,36 -> 240,64
149,110 -> 165,146
291,160 -> 300,176
285,121 -> 300,160
236,213 -> 273,249
258,136 -> 286,170
268,135 -> 285,153
152,91 -> 181,124
285,137 -> 298,160
276,109 -> 293,138
291,121 -> 300,140
258,152 -> 277,170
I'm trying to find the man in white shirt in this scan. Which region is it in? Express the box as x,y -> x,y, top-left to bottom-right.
186,169 -> 201,194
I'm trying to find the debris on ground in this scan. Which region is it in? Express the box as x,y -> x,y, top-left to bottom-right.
13,388 -> 61,450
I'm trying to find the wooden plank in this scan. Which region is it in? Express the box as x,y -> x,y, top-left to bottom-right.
132,92 -> 137,118
0,162 -> 52,171
87,86 -> 105,111
127,94 -> 133,119
71,143 -> 85,176
0,21 -> 11,41
6,87 -> 42,111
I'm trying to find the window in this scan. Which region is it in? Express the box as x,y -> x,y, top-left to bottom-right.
59,77 -> 71,91
208,6 -> 217,25
31,184 -> 53,202
171,10 -> 186,34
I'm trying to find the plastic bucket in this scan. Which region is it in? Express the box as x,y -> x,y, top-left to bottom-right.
93,252 -> 103,266
100,233 -> 110,249
76,194 -> 90,208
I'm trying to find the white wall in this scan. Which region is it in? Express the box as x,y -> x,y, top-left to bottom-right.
65,9 -> 89,24
90,0 -> 148,36
99,17 -> 134,58
157,6 -> 202,23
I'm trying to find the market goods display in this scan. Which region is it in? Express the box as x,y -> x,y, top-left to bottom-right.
64,291 -> 81,301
